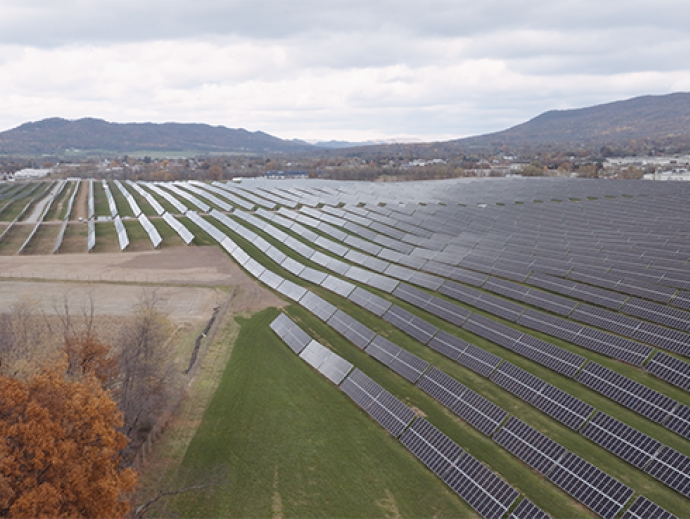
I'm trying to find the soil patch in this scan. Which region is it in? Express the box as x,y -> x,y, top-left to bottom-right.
0,246 -> 285,313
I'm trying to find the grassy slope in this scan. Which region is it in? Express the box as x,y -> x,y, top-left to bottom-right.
170,308 -> 479,519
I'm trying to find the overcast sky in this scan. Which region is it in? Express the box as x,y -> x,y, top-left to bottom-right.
1,0 -> 689,142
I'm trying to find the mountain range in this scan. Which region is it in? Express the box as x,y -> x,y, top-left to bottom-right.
0,117 -> 314,155
458,92 -> 690,148
1,92 -> 689,156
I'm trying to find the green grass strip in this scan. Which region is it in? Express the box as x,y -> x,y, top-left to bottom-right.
168,308 -> 479,519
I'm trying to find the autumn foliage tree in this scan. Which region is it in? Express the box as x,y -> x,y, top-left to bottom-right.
0,368 -> 136,518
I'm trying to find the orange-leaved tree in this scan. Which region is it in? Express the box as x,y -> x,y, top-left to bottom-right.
0,367 -> 137,518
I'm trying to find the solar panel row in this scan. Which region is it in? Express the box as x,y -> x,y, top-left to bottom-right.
547,451 -> 634,519
621,496 -> 678,519
365,335 -> 430,383
581,412 -> 662,469
576,362 -> 680,425
400,418 -> 519,519
490,363 -> 594,429
417,367 -> 508,436
340,368 -> 416,437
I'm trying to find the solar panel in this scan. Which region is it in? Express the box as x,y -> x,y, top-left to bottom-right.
523,288 -> 578,316
340,369 -> 415,437
621,496 -> 678,519
361,335 -> 428,383
472,293 -> 525,322
442,453 -> 519,519
367,272 -> 400,293
417,367 -> 507,435
265,245 -> 287,265
517,309 -> 582,342
399,418 -> 465,477
493,417 -> 566,475
576,362 -> 677,424
299,339 -> 332,370
318,354 -> 354,385
428,331 -> 501,377
623,297 -> 690,333
275,279 -> 308,302
632,322 -> 690,357
490,362 -> 546,402
664,404 -> 690,440
508,499 -> 551,519
571,304 -> 641,337
269,313 -> 311,354
463,314 -> 522,349
259,269 -> 285,289
297,266 -> 328,285
299,291 -> 337,321
569,284 -> 628,310
393,283 -> 434,307
512,334 -> 586,378
408,271 -> 444,290
644,446 -> 690,499
327,310 -> 376,349
531,384 -> 594,430
448,267 -> 489,287
422,296 -> 471,326
439,280 -> 482,304
581,412 -> 662,468
382,305 -> 438,345
547,452 -> 634,519
348,287 -> 393,317
244,258 -> 266,279
320,275 -> 356,298
646,351 -> 690,392
570,327 -> 652,366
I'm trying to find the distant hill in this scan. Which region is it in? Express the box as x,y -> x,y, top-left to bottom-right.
458,92 -> 690,148
0,118 -> 316,155
336,92 -> 690,158
3,93 -> 690,158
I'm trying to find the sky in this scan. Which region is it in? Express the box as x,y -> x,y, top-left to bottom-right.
1,1 -> 689,143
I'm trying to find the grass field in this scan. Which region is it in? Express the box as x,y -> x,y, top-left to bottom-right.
150,217 -> 185,248
164,308 -> 481,519
108,181 -> 135,217
123,219 -> 153,252
93,181 -> 110,217
179,217 -> 217,247
0,196 -> 31,222
122,183 -> 157,216
0,224 -> 33,255
21,223 -> 61,255
144,188 -> 180,215
93,221 -> 120,253
59,222 -> 88,253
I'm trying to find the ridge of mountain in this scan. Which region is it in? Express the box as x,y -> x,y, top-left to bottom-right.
458,92 -> 690,147
2,92 -> 690,157
0,118 -> 315,155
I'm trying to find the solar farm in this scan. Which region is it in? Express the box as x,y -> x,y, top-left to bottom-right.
3,176 -> 690,518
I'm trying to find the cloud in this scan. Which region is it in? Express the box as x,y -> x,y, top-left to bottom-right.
0,0 -> 689,141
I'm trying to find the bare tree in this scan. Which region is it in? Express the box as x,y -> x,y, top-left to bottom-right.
0,298 -> 51,377
115,290 -> 179,440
